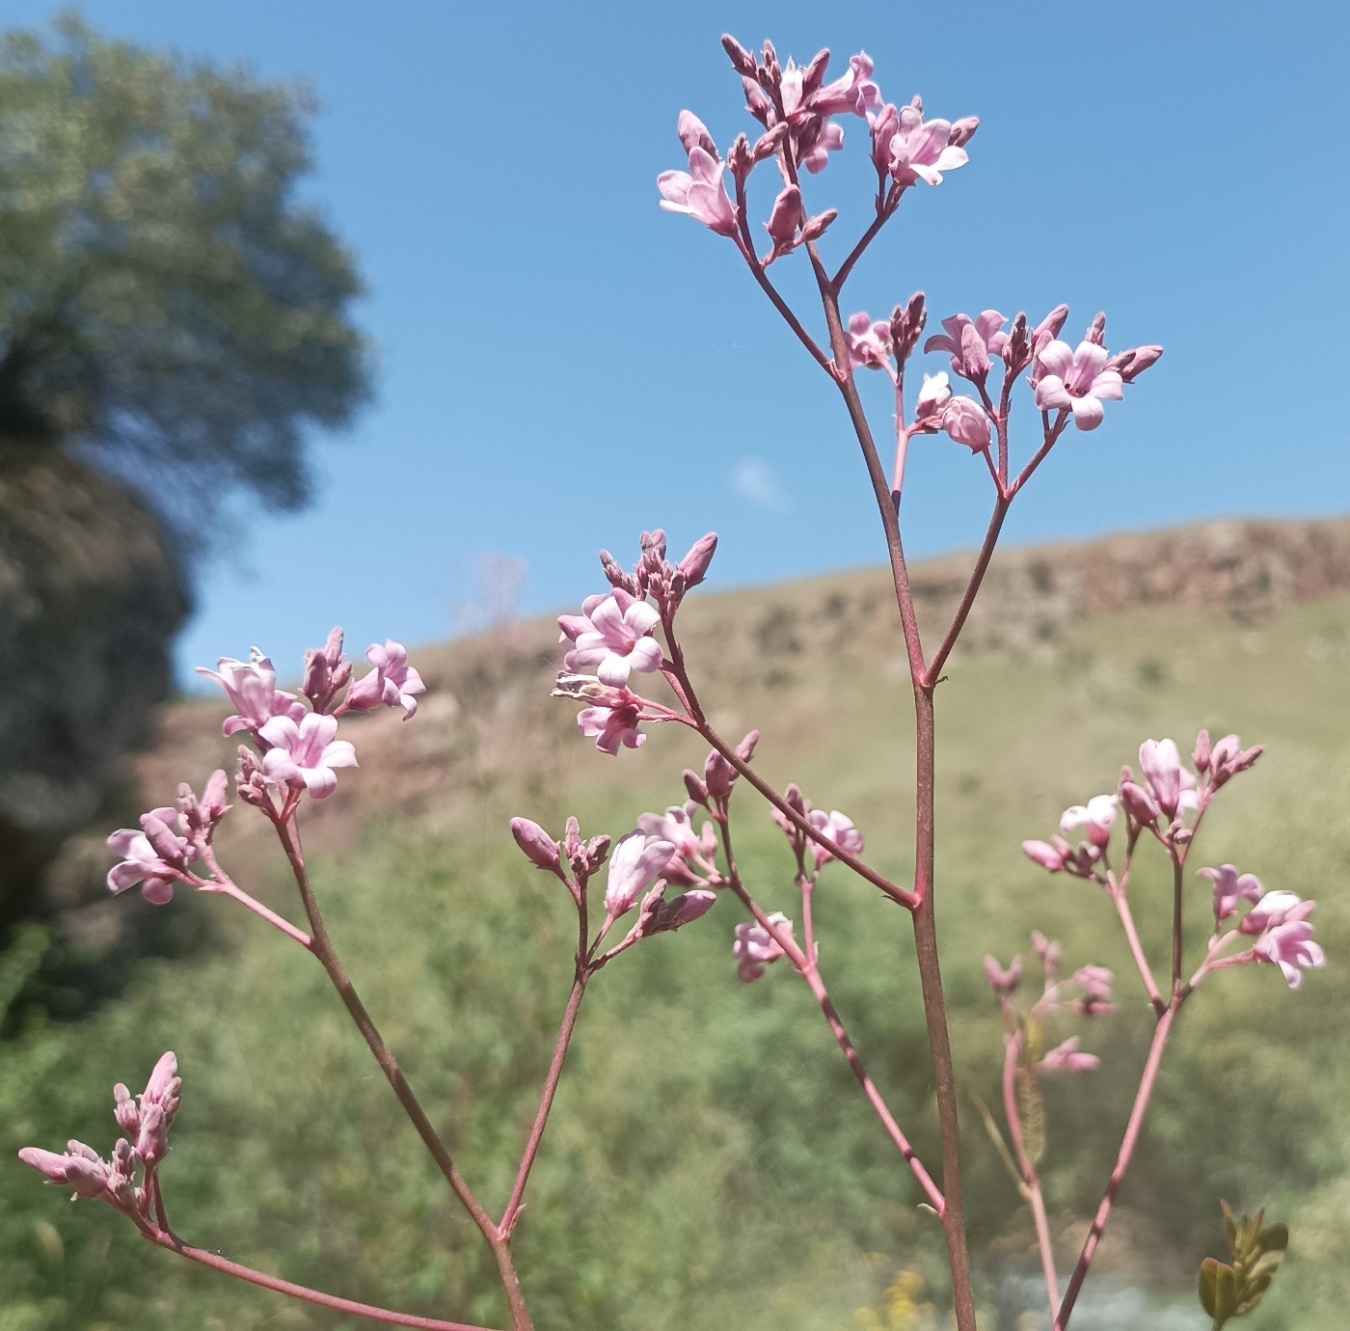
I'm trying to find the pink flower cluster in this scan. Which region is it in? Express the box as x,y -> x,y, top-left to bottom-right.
1196,866 -> 1325,989
555,531 -> 716,755
19,1052 -> 181,1214
770,782 -> 865,871
659,38 -> 973,264
196,629 -> 424,803
733,913 -> 795,983
106,771 -> 230,904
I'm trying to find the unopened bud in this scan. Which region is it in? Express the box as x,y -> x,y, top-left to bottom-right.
1035,303 -> 1070,343
586,834 -> 612,874
1192,730 -> 1212,774
784,782 -> 807,816
948,116 -> 979,148
735,730 -> 760,763
801,209 -> 838,242
1119,345 -> 1163,382
684,769 -> 709,805
510,817 -> 561,872
140,813 -> 187,868
1086,312 -> 1106,346
677,533 -> 718,589
890,291 -> 927,360
800,47 -> 830,97
640,529 -> 668,560
705,749 -> 736,800
113,1084 -> 140,1135
1119,780 -> 1159,824
721,33 -> 757,77
599,549 -> 628,590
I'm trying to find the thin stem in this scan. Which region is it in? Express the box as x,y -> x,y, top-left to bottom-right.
500,973 -> 588,1237
924,495 -> 1011,686
273,813 -> 534,1331
1111,887 -> 1165,1016
1011,411 -> 1069,495
831,196 -> 897,292
1054,1004 -> 1179,1329
141,1226 -> 496,1331
1002,1031 -> 1059,1320
214,880 -> 315,950
666,660 -> 916,908
719,825 -> 946,1214
1171,854 -> 1185,997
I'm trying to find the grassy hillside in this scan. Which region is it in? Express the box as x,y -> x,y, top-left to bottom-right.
3,550 -> 1349,1330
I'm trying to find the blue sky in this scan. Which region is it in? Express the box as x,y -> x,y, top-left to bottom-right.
10,2 -> 1349,686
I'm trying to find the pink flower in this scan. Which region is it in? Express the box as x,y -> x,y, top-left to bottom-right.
1072,965 -> 1114,1015
559,590 -> 664,687
301,627 -> 351,714
658,123 -> 738,237
345,640 -> 426,719
846,311 -> 894,370
806,808 -> 864,868
915,371 -> 953,423
984,953 -> 1023,995
941,397 -> 992,452
1240,890 -> 1316,936
106,808 -> 191,905
1205,731 -> 1263,789
638,804 -> 718,884
1060,795 -> 1118,849
1136,739 -> 1197,819
604,830 -> 677,920
259,713 -> 358,800
1038,1036 -> 1100,1074
577,699 -> 646,755
778,50 -> 880,173
1253,920 -> 1325,989
733,912 -> 794,983
1033,340 -> 1125,431
1197,864 -> 1264,921
133,1052 -> 181,1166
196,648 -> 306,738
924,311 -> 1008,380
872,97 -> 973,188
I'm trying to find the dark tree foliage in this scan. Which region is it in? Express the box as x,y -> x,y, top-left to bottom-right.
0,16 -> 371,548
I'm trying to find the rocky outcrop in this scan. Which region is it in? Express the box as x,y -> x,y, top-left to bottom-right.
0,444 -> 188,934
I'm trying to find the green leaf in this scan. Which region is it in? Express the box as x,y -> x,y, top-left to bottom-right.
970,1095 -> 1026,1194
1017,1067 -> 1047,1167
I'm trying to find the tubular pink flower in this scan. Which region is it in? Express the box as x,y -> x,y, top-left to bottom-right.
510,818 -> 561,872
658,131 -> 738,237
941,397 -> 992,452
1240,890 -> 1316,936
1197,864 -> 1264,921
577,699 -> 646,755
106,807 -> 189,905
1253,920 -> 1325,989
875,98 -> 972,188
1073,965 -> 1115,1015
195,647 -> 306,738
345,640 -> 426,719
259,713 -> 358,800
559,590 -> 664,687
1038,1036 -> 1100,1074
637,804 -> 717,885
806,808 -> 865,868
604,831 -> 677,920
1060,795 -> 1118,849
924,311 -> 1008,380
984,954 -> 1022,995
1033,339 -> 1125,431
733,912 -> 794,983
1136,738 -> 1198,819
640,886 -> 718,936
776,50 -> 879,174
845,311 -> 894,370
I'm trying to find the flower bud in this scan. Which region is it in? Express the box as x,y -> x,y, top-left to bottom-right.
678,533 -> 718,589
683,769 -> 709,806
140,813 -> 188,868
983,953 -> 1022,995
801,209 -> 838,242
890,292 -> 927,361
1086,312 -> 1106,346
510,817 -> 561,871
705,749 -> 736,800
1119,780 -> 1159,824
1192,729 -> 1212,774
721,33 -> 757,77
735,730 -> 760,763
948,116 -> 979,148
113,1083 -> 140,1136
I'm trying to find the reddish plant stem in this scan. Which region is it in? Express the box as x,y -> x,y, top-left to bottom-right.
500,973 -> 588,1237
662,650 -> 916,908
831,192 -> 897,291
1054,1003 -> 1179,1329
719,824 -> 946,1214
924,495 -> 1010,686
1170,854 -> 1186,997
138,1224 -> 495,1331
1001,1030 -> 1059,1320
273,813 -> 534,1331
1111,884 -> 1165,1016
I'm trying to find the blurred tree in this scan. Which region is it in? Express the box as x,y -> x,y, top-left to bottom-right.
0,14 -> 371,549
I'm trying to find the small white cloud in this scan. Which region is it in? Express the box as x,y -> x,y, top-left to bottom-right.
731,457 -> 789,512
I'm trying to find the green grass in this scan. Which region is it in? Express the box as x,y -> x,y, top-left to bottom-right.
3,593 -> 1350,1329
